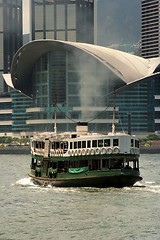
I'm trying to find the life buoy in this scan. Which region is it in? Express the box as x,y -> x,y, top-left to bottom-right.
86,149 -> 90,155
51,150 -> 55,155
82,149 -> 86,155
101,148 -> 106,155
95,148 -> 100,155
56,149 -> 60,155
68,150 -> 72,156
90,149 -> 95,155
113,147 -> 120,154
107,147 -> 112,154
75,150 -> 78,155
58,149 -> 62,155
78,149 -> 82,155
59,149 -> 62,155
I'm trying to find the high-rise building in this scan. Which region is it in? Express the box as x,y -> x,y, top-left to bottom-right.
141,0 -> 160,58
24,0 -> 145,135
141,0 -> 160,133
31,0 -> 94,43
3,0 -> 159,136
0,0 -> 22,92
0,0 -> 23,135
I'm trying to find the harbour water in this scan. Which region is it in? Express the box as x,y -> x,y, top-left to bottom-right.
0,154 -> 160,240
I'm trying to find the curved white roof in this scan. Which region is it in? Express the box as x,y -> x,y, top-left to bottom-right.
67,41 -> 160,83
3,39 -> 160,97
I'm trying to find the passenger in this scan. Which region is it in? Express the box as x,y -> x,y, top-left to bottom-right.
125,164 -> 132,169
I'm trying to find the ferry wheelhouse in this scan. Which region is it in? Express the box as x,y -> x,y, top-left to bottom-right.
29,122 -> 142,187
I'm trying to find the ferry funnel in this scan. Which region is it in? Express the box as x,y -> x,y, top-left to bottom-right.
76,122 -> 88,135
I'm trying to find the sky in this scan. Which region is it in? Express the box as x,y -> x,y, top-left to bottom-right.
23,0 -> 30,34
22,0 -> 140,44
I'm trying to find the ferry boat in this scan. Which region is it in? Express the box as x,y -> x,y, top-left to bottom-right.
28,121 -> 142,188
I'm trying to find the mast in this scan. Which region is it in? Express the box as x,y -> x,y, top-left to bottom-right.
54,110 -> 57,134
53,96 -> 57,134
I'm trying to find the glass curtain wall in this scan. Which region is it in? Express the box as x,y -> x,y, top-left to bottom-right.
32,0 -> 94,43
0,0 -> 24,134
30,47 -> 121,133
2,0 -> 22,92
32,0 -> 76,41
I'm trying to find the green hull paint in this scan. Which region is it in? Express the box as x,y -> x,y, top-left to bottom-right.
29,169 -> 142,188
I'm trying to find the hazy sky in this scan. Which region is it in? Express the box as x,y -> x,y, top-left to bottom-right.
22,0 -> 140,44
23,0 -> 30,34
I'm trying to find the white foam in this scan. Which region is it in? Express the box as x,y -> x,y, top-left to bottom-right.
146,184 -> 160,194
133,180 -> 160,194
15,177 -> 35,187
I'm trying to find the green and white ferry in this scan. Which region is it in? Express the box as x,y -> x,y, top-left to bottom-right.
29,121 -> 142,188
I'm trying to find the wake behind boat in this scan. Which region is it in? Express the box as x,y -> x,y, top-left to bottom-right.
28,122 -> 142,188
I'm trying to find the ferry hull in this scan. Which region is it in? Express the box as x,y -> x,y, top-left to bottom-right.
28,172 -> 142,188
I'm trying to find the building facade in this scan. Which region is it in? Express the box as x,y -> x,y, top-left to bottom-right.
0,0 -> 23,135
25,0 -> 147,135
6,40 -> 160,136
31,0 -> 94,43
141,0 -> 160,58
141,0 -> 160,133
1,0 -> 159,136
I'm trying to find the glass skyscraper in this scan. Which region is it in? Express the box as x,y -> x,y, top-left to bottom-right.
141,0 -> 160,58
0,0 -> 23,135
27,0 -> 148,134
1,0 -> 159,136
31,0 -> 94,43
141,0 -> 160,133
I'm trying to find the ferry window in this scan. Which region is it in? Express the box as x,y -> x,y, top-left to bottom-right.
74,141 -> 77,149
104,139 -> 110,146
78,141 -> 81,148
55,142 -> 60,149
135,140 -> 139,148
60,142 -> 64,149
131,139 -> 134,147
70,142 -> 72,149
87,140 -> 91,148
71,134 -> 77,138
82,141 -> 86,148
92,140 -> 97,147
41,142 -> 44,148
113,139 -> 119,146
51,142 -> 54,149
64,141 -> 68,149
98,139 -> 103,147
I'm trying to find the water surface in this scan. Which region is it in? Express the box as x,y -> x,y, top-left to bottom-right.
0,154 -> 160,240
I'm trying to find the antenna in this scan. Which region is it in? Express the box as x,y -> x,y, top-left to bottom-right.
53,96 -> 57,134
54,109 -> 57,134
112,89 -> 116,134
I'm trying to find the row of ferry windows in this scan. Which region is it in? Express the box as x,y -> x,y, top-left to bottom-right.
34,139 -> 111,149
34,139 -> 139,149
70,139 -> 112,150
